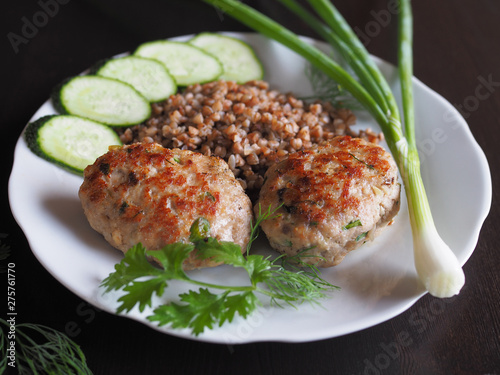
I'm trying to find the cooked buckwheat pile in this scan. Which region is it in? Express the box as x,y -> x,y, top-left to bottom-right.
116,80 -> 381,191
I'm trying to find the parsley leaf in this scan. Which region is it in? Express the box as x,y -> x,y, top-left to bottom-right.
118,278 -> 167,314
146,242 -> 193,280
192,237 -> 272,285
101,243 -> 165,293
148,290 -> 259,336
101,209 -> 339,336
104,242 -> 194,313
193,237 -> 247,268
243,254 -> 273,285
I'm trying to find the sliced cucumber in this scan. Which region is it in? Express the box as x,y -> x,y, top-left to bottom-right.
25,115 -> 122,174
134,40 -> 223,86
189,33 -> 264,83
52,75 -> 151,126
96,56 -> 177,102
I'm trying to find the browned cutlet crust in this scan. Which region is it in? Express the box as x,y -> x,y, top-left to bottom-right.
256,136 -> 401,267
79,142 -> 253,270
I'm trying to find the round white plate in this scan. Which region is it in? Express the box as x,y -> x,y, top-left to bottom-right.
8,33 -> 491,344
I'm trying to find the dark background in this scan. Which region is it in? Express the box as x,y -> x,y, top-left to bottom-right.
2,1 -> 499,374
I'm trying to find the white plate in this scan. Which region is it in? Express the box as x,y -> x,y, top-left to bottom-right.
8,33 -> 492,344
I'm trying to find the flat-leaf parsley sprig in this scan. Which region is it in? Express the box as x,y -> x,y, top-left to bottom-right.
101,210 -> 338,336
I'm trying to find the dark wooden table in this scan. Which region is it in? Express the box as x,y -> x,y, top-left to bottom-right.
2,1 -> 499,374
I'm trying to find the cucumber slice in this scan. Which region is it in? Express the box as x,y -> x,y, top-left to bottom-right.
24,115 -> 122,174
189,33 -> 264,83
96,56 -> 177,102
134,41 -> 223,86
53,75 -> 151,126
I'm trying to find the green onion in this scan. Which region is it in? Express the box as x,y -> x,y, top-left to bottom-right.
342,219 -> 362,230
396,0 -> 464,298
355,232 -> 368,242
276,0 -> 390,113
203,0 -> 388,131
204,0 -> 465,298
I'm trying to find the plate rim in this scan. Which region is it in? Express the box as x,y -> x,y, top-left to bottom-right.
8,31 -> 492,344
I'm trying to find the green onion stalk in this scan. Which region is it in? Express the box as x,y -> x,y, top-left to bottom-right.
203,0 -> 464,297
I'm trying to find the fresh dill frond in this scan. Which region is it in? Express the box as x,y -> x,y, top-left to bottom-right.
102,207 -> 339,336
266,248 -> 340,307
0,327 -> 7,374
0,319 -> 92,375
302,62 -> 362,110
246,203 -> 283,255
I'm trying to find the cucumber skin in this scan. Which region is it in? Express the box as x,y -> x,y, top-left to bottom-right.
51,75 -> 152,126
133,40 -> 224,86
51,77 -> 73,115
25,115 -> 80,174
189,32 -> 265,83
24,115 -> 122,175
88,58 -> 110,75
95,56 -> 178,102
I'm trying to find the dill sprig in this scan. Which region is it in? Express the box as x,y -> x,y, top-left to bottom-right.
246,203 -> 282,255
101,208 -> 338,336
0,328 -> 7,373
302,62 -> 361,110
0,319 -> 92,374
267,248 -> 340,307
